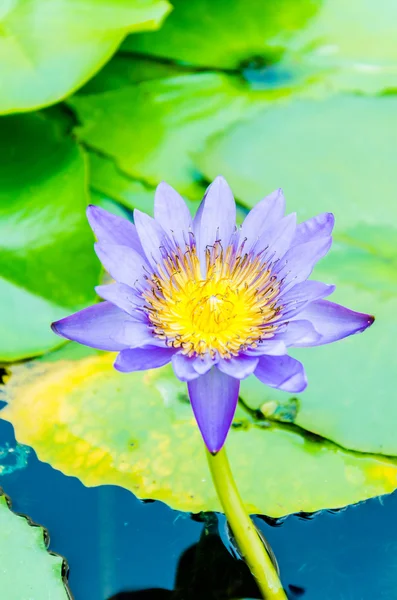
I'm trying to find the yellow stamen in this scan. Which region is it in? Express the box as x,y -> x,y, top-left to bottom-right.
143,241 -> 281,359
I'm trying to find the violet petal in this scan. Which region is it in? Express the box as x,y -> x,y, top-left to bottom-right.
255,212 -> 297,261
95,283 -> 146,319
244,340 -> 287,356
134,209 -> 168,268
87,205 -> 144,256
275,237 -> 332,292
154,181 -> 192,248
94,243 -> 146,288
172,353 -> 201,382
277,280 -> 335,322
295,300 -> 375,345
292,212 -> 334,246
240,188 -> 285,252
187,368 -> 240,453
217,355 -> 259,379
194,176 -> 236,265
275,320 -> 322,347
114,345 -> 175,373
51,301 -> 154,351
254,354 -> 307,392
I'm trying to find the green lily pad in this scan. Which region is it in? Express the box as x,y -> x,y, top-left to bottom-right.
0,0 -> 171,114
196,95 -> 397,230
122,0 -> 318,69
122,0 -> 397,95
69,73 -> 264,197
89,152 -> 201,215
0,113 -> 101,361
196,94 -> 397,457
285,0 -> 397,94
242,228 -> 397,457
3,345 -> 397,518
79,54 -> 185,95
0,491 -> 70,600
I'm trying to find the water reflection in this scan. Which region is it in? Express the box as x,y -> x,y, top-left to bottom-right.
107,518 -> 261,599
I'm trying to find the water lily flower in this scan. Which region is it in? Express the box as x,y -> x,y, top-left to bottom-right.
52,177 -> 374,453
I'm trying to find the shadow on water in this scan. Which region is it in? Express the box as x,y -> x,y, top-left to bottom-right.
107,517 -> 262,599
1,416 -> 397,600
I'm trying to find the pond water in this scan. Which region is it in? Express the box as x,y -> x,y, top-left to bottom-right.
0,416 -> 396,600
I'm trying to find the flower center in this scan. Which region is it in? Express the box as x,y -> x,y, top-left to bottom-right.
143,241 -> 281,358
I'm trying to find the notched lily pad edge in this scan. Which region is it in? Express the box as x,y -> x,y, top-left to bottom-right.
0,487 -> 74,600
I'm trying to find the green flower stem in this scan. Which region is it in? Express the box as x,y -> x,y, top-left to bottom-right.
206,445 -> 287,600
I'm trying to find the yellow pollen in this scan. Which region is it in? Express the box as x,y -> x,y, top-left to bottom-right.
143,241 -> 281,359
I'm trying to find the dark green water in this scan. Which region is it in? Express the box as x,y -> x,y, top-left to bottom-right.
0,416 -> 396,600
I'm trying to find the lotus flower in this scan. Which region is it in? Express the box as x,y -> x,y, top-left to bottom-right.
52,177 -> 374,453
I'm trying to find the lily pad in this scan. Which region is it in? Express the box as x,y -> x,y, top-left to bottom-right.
122,0 -> 397,95
69,73 -> 264,197
89,152 -> 201,216
285,0 -> 397,94
122,0 -> 318,69
0,0 -> 171,114
0,113 -> 101,361
196,95 -> 397,230
3,346 -> 397,518
197,95 -> 397,456
242,226 -> 397,457
0,491 -> 70,600
79,54 -> 185,95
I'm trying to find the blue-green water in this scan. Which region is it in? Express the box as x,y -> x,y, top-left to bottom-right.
0,417 -> 396,600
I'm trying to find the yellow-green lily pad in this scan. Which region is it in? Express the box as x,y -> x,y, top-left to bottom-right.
3,345 -> 397,518
0,0 -> 171,114
122,0 -> 317,69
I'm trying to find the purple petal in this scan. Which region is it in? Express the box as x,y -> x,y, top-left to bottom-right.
292,213 -> 334,246
275,320 -> 321,347
193,176 -> 236,265
95,283 -> 146,319
254,355 -> 307,392
187,368 -> 240,453
193,353 -> 217,375
244,340 -> 287,356
114,345 -> 175,373
134,209 -> 168,268
294,300 -> 374,345
94,243 -> 146,288
255,213 -> 297,261
217,355 -> 259,379
240,189 -> 285,252
172,353 -> 201,382
51,301 -> 154,351
154,182 -> 192,248
87,205 -> 144,256
275,237 -> 332,292
277,280 -> 335,321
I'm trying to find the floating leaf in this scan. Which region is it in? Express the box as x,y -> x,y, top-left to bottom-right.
123,0 -> 397,94
196,95 -> 397,457
122,0 -> 318,69
285,0 -> 397,94
0,491 -> 70,599
241,228 -> 397,457
89,152 -> 201,216
3,346 -> 397,518
196,95 -> 397,230
0,0 -> 171,114
0,113 -> 101,361
69,73 -> 264,197
79,54 -> 185,95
